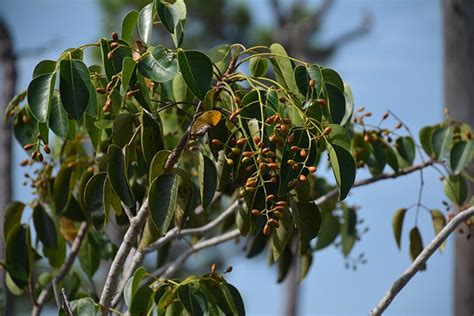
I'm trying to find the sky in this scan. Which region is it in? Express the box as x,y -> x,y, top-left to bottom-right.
1,0 -> 450,315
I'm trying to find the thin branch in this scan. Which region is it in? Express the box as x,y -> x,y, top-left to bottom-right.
314,160 -> 434,207
370,206 -> 474,316
111,200 -> 240,307
60,288 -> 73,316
157,228 -> 241,280
32,222 -> 89,316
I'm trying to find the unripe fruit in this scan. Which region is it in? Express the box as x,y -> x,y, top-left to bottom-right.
211,263 -> 217,274
257,141 -> 264,148
259,163 -> 266,171
307,166 -> 317,173
291,146 -> 299,152
236,138 -> 246,146
309,79 -> 315,88
253,136 -> 261,144
87,166 -> 95,173
280,124 -> 288,133
225,266 -> 233,273
269,134 -> 277,143
395,122 -> 403,129
323,127 -> 332,135
266,194 -> 275,201
275,200 -> 287,206
231,147 -> 240,154
211,139 -> 221,146
268,218 -> 278,226
251,209 -> 261,216
300,149 -> 307,158
279,96 -> 286,103
234,96 -> 241,105
107,51 -> 114,60
287,159 -> 296,166
37,153 -> 44,162
96,87 -> 106,94
270,176 -> 278,183
126,90 -> 136,98
382,112 -> 389,120
112,32 -> 119,41
242,151 -> 253,157
268,163 -> 279,170
24,144 -> 34,151
242,157 -> 251,164
43,145 -> 51,154
110,42 -> 119,49
226,158 -> 234,166
263,224 -> 271,235
22,115 -> 29,124
299,174 -> 307,182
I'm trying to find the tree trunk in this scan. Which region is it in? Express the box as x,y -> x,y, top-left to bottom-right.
0,18 -> 15,315
443,1 -> 474,315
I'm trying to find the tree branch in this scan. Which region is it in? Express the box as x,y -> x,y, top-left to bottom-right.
32,222 -> 89,316
157,228 -> 241,280
314,160 -> 434,207
370,206 -> 474,315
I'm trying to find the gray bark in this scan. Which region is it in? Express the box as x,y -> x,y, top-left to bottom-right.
0,17 -> 16,315
443,1 -> 474,315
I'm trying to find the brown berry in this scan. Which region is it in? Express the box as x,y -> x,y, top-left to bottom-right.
211,139 -> 221,146
266,194 -> 275,201
225,266 -> 233,273
111,32 -> 119,41
251,209 -> 261,217
279,96 -> 286,103
234,96 -> 241,105
317,98 -> 327,106
43,145 -> 51,154
259,163 -> 266,171
299,174 -> 307,182
300,149 -> 307,158
291,146 -> 299,152
263,224 -> 271,235
37,153 -> 44,162
323,127 -> 332,135
307,166 -> 317,173
269,134 -> 277,143
242,151 -> 253,157
309,79 -> 315,88
211,263 -> 217,274
226,158 -> 234,166
110,42 -> 119,49
236,138 -> 246,146
107,51 -> 114,60
382,112 -> 389,120
280,124 -> 288,133
22,116 -> 30,124
253,136 -> 261,144
268,163 -> 279,170
87,166 -> 95,173
96,87 -> 106,94
395,122 -> 403,129
20,159 -> 29,166
24,144 -> 34,151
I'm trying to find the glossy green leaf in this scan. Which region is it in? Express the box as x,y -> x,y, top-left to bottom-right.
156,0 -> 181,34
27,72 -> 56,122
249,56 -> 269,77
198,154 -> 217,208
104,177 -> 123,218
341,83 -> 354,126
5,272 -> 24,296
138,2 -> 155,44
392,208 -> 407,250
443,174 -> 468,206
43,229 -> 66,268
59,58 -> 91,120
112,113 -> 134,147
325,84 -> 346,125
5,224 -> 30,283
277,246 -> 292,283
271,206 -> 293,261
121,10 -> 139,45
137,46 -> 179,82
299,249 -> 313,282
177,284 -> 207,316
385,144 -> 400,173
49,92 -> 68,139
409,227 -> 426,270
79,235 -> 100,277
148,173 -> 179,234
68,298 -> 99,315
327,143 -> 356,201
222,283 -> 245,316
432,126 -> 453,160
315,212 -> 340,250
124,267 -> 146,308
53,163 -> 73,214
177,49 -> 213,100
419,126 -> 434,157
32,60 -> 56,78
450,140 -> 473,175
84,173 -> 107,230
33,204 -> 57,249
107,145 -> 135,208
121,57 -> 136,93
431,209 -> 447,252
341,206 -> 357,257
149,150 -> 171,184
269,43 -> 298,93
3,202 -> 25,239
291,201 -> 321,254
395,136 -> 416,165
141,111 -> 164,165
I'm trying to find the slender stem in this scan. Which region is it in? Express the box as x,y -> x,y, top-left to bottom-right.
32,222 -> 89,316
370,206 -> 474,315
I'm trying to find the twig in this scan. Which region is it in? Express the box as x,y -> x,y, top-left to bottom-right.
111,200 -> 240,307
156,228 -> 240,280
60,288 -> 73,316
370,206 -> 474,315
32,222 -> 89,316
314,160 -> 434,206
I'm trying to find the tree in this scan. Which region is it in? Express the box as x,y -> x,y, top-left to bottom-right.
2,1 -> 473,315
443,0 -> 474,315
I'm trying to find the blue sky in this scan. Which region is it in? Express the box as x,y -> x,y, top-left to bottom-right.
1,1 -> 450,315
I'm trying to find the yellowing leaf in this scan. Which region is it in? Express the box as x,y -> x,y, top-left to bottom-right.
60,217 -> 78,242
191,110 -> 221,135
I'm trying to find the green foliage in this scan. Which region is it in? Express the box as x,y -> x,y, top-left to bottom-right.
3,1 -> 472,314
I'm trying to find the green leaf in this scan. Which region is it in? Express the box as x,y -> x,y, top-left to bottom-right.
315,212 -> 340,250
409,227 -> 426,270
3,202 -> 25,240
341,83 -> 354,126
198,154 -> 217,208
395,136 -> 416,165
148,173 -> 179,234
450,140 -> 473,175
249,56 -> 269,77
79,235 -> 100,277
327,143 -> 356,201
325,83 -> 346,125
121,57 -> 136,93
107,145 -> 135,208
432,126 -> 453,160
322,68 -> 344,92
271,206 -> 293,260
222,283 -> 245,316
33,60 -> 57,78
291,201 -> 321,254
68,298 -> 99,315
141,111 -> 164,165
149,150 -> 171,184
392,208 -> 407,249
5,224 -> 30,283
59,58 -> 91,120
53,163 -> 73,214
341,205 -> 357,257
431,209 -> 447,252
299,249 -> 313,282
104,177 -> 123,218
138,2 -> 155,44
121,10 -> 139,45
276,246 -> 292,283
177,49 -> 213,100
49,92 -> 68,139
43,229 -> 66,268
156,0 -> 181,34
443,174 -> 468,206
5,272 -> 24,296
112,113 -> 134,147
177,284 -> 207,316
84,173 -> 107,230
33,204 -> 57,249
124,267 -> 146,308
419,126 -> 434,157
385,144 -> 400,173
137,46 -> 179,82
27,72 -> 56,122
269,43 -> 298,93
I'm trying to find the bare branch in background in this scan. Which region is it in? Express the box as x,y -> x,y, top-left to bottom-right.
370,206 -> 474,315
